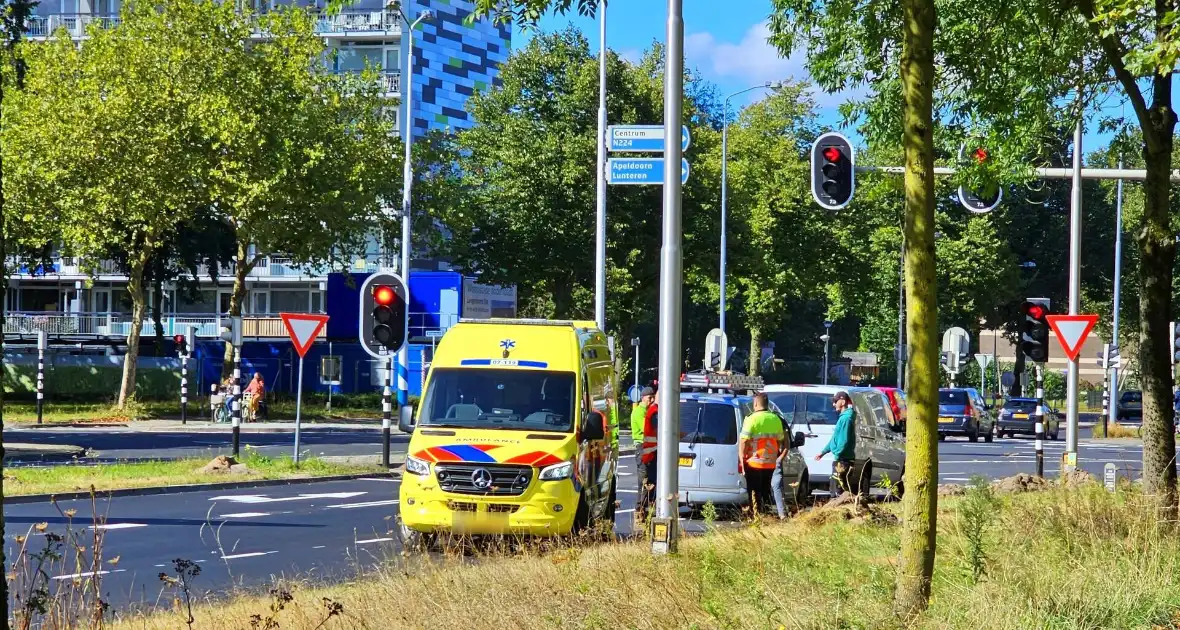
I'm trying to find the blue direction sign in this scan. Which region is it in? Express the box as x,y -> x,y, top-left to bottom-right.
607,125 -> 690,153
607,157 -> 690,185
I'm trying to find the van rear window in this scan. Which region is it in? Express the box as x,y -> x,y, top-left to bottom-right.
679,402 -> 737,445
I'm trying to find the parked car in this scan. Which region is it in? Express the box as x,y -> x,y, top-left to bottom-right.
875,387 -> 907,434
1117,390 -> 1142,423
673,392 -> 810,508
937,388 -> 996,442
996,397 -> 1060,439
763,385 -> 907,496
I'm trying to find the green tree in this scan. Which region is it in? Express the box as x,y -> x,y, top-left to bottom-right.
5,2 -> 223,408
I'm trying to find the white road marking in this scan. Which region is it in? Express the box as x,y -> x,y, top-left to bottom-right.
616,509 -> 635,514
360,478 -> 400,483
325,499 -> 399,509
153,564 -> 167,568
312,545 -> 326,549
218,512 -> 271,519
941,477 -> 971,482
355,537 -> 394,544
89,523 -> 147,531
208,492 -> 367,504
221,551 -> 279,560
53,569 -> 125,580
617,489 -> 638,494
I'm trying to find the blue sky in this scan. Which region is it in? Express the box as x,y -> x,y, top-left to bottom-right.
512,0 -> 1129,152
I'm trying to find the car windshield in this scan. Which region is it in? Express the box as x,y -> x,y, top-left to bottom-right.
1004,400 -> 1038,413
418,368 -> 575,432
1121,391 -> 1142,403
939,391 -> 968,405
679,401 -> 738,445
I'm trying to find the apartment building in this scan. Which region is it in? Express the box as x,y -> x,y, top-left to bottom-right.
5,0 -> 510,355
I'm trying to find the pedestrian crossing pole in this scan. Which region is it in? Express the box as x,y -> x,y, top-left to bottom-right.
180,349 -> 189,425
1100,343 -> 1111,437
36,331 -> 46,425
231,346 -> 242,458
382,355 -> 392,469
1034,364 -> 1044,477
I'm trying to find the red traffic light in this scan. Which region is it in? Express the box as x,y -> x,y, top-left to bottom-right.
822,146 -> 842,162
374,285 -> 395,305
973,148 -> 989,163
173,334 -> 184,344
1026,304 -> 1045,319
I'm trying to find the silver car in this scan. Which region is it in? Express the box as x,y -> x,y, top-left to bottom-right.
763,385 -> 907,496
675,393 -> 810,508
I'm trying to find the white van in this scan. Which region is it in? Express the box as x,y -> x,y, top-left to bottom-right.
762,385 -> 906,495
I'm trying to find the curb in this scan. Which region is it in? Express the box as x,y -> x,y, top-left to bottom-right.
4,468 -> 403,505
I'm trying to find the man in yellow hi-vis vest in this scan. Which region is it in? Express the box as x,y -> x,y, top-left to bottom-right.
738,392 -> 785,515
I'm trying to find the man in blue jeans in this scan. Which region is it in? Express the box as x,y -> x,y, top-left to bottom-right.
815,391 -> 857,497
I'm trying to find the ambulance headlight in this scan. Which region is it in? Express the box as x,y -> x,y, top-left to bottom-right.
539,461 -> 573,481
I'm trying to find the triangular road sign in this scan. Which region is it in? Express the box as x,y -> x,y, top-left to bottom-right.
281,313 -> 329,358
1046,314 -> 1099,362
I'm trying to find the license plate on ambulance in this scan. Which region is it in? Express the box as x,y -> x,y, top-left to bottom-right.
938,417 -> 954,424
678,456 -> 693,467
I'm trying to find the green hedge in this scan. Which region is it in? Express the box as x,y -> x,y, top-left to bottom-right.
3,363 -> 181,401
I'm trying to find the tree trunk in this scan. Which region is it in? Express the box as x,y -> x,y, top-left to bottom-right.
0,77 -> 8,625
1010,350 -> 1025,397
893,0 -> 939,618
1137,118 -> 1178,520
221,239 -> 254,379
117,261 -> 148,409
748,326 -> 762,377
151,272 -> 164,356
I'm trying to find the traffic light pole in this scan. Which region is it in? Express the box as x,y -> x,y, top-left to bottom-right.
36,331 -> 45,425
231,345 -> 241,458
1035,364 -> 1044,478
180,349 -> 188,425
382,355 -> 392,469
1108,159 -> 1125,432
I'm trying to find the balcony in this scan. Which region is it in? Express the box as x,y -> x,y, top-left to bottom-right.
378,70 -> 400,95
25,9 -> 399,42
26,13 -> 120,39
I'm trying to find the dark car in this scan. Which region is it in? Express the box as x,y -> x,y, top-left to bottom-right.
1117,390 -> 1142,423
996,397 -> 1060,440
937,388 -> 995,442
875,387 -> 907,434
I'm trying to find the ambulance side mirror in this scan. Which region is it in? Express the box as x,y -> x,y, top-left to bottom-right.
581,410 -> 606,441
398,404 -> 416,433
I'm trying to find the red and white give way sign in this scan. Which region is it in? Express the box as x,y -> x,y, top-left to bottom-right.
280,313 -> 329,358
1047,314 -> 1098,362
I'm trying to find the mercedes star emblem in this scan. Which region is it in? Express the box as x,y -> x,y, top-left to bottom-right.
471,468 -> 493,490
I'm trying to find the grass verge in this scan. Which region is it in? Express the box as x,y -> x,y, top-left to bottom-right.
3,450 -> 383,496
4,396 -> 393,423
97,482 -> 1180,630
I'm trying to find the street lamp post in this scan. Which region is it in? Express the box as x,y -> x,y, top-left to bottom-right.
394,4 -> 433,406
719,82 -> 779,335
593,3 -> 607,330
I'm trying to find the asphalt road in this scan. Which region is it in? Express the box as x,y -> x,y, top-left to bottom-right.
3,432 -> 1146,612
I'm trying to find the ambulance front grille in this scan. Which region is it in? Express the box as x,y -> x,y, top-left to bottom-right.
435,464 -> 533,496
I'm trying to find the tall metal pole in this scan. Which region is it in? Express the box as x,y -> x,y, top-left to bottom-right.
398,11 -> 429,408
896,237 -> 905,389
293,355 -> 304,466
36,331 -> 45,425
822,334 -> 831,385
652,0 -> 684,556
1109,158 -> 1124,429
1035,365 -> 1045,477
180,349 -> 188,425
1065,120 -> 1083,468
719,111 -> 728,335
633,340 -> 640,394
593,3 -> 607,331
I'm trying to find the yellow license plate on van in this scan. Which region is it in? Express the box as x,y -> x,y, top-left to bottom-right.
678,456 -> 693,467
938,417 -> 954,424
1014,413 -> 1029,419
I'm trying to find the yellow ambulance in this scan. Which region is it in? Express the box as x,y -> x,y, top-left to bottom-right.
398,319 -> 618,543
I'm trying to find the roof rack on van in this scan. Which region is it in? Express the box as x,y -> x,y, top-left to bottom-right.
457,318 -> 579,327
680,371 -> 764,394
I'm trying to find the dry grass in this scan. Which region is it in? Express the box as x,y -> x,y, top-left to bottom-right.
1091,422 -> 1142,439
99,483 -> 1180,630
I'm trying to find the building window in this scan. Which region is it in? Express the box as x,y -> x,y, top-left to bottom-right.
271,289 -> 311,313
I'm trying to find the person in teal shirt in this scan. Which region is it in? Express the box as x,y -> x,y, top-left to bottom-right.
816,391 -> 857,496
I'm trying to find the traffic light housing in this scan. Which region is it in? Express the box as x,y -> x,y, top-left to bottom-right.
174,334 -> 188,356
1172,322 -> 1180,365
359,272 -> 408,359
1020,298 -> 1051,362
218,316 -> 241,346
811,132 -> 854,210
958,146 -> 1002,213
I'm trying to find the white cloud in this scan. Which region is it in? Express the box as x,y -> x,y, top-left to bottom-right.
684,21 -> 860,109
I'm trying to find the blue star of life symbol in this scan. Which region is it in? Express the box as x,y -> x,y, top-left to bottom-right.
500,339 -> 516,351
